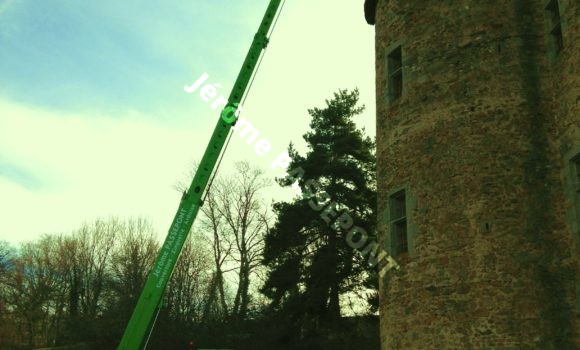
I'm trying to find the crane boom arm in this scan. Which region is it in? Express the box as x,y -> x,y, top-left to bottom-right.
117,1 -> 283,348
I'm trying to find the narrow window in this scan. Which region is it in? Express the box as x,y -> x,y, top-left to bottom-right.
390,190 -> 408,255
565,152 -> 580,313
546,0 -> 563,54
568,153 -> 580,232
388,46 -> 403,101
573,155 -> 580,193
572,155 -> 580,225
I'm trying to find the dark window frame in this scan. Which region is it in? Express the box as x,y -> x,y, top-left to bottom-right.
389,190 -> 408,255
546,0 -> 564,54
573,154 -> 580,194
387,46 -> 403,101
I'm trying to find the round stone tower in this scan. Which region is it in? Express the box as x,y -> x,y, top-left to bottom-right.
366,0 -> 579,348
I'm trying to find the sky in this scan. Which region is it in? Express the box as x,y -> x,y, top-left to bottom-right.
0,0 -> 376,244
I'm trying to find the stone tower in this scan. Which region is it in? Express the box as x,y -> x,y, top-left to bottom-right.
365,0 -> 579,348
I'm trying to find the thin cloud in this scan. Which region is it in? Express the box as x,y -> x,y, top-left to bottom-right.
0,158 -> 44,191
0,0 -> 267,120
0,0 -> 376,245
0,97 -> 213,243
0,0 -> 14,16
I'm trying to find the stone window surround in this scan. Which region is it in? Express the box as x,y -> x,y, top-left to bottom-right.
383,40 -> 407,106
544,0 -> 567,60
383,184 -> 418,258
389,189 -> 408,255
387,46 -> 403,102
562,144 -> 580,241
562,144 -> 580,312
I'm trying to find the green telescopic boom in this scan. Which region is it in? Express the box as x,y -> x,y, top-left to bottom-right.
117,1 -> 283,348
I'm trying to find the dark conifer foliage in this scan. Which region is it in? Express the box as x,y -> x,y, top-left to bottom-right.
262,89 -> 378,339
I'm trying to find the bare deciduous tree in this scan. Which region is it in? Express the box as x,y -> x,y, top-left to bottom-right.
109,218 -> 159,318
76,219 -> 119,321
3,236 -> 62,347
216,162 -> 270,321
177,161 -> 271,322
199,186 -> 232,322
165,232 -> 213,326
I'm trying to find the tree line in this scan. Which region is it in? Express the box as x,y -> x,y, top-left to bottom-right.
0,89 -> 380,350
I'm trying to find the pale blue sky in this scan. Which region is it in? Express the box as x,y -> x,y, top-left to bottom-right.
0,0 -> 376,243
0,0 -> 265,117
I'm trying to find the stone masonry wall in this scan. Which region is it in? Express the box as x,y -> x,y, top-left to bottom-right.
373,0 -> 579,349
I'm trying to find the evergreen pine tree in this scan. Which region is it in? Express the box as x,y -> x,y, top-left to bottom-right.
261,89 -> 377,337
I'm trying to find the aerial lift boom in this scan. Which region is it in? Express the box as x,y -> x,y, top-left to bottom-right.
117,1 -> 284,348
